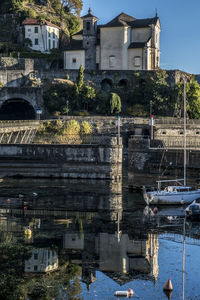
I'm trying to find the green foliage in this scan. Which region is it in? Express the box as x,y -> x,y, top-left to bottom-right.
0,82 -> 4,90
76,65 -> 84,88
95,90 -> 110,114
73,110 -> 89,116
0,233 -> 31,300
24,38 -> 32,47
66,73 -> 70,80
175,76 -> 200,119
130,69 -> 174,116
60,0 -> 83,16
110,92 -> 121,114
80,121 -> 92,135
27,7 -> 37,18
127,104 -> 148,117
65,13 -> 81,35
63,119 -> 80,135
43,83 -> 75,113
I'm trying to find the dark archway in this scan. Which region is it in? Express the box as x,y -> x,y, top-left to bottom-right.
118,79 -> 129,88
101,78 -> 113,92
0,99 -> 36,120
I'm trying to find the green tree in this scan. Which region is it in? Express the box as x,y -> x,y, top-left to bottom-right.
131,69 -> 172,116
96,90 -> 110,114
60,0 -> 83,16
110,92 -> 121,114
76,65 -> 84,88
175,76 -> 200,119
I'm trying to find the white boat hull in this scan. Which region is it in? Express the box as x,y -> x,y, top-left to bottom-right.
144,189 -> 200,205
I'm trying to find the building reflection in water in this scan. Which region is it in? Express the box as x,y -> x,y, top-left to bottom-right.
0,178 -> 159,293
25,249 -> 58,273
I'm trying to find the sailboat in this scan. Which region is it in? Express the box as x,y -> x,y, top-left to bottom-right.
143,78 -> 200,205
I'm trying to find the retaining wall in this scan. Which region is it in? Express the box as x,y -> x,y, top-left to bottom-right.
0,137 -> 122,180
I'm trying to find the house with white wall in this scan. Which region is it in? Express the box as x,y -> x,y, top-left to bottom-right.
64,9 -> 161,71
22,18 -> 60,53
25,248 -> 58,273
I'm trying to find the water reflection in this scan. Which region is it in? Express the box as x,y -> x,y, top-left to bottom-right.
0,178 -> 199,299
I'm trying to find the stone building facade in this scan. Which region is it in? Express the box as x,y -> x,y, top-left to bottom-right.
64,9 -> 161,71
22,18 -> 60,53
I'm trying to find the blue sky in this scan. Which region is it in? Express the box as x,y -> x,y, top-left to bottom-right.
82,0 -> 200,74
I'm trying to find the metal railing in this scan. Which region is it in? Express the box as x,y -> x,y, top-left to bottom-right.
0,120 -> 40,128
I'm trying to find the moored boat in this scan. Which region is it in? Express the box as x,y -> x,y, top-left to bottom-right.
143,180 -> 200,205
143,78 -> 200,206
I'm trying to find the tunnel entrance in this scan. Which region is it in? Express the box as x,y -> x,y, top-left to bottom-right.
0,99 -> 36,120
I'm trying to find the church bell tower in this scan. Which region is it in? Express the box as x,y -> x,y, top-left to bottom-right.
82,8 -> 98,70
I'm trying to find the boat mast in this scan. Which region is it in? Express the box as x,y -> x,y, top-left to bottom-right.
184,78 -> 187,186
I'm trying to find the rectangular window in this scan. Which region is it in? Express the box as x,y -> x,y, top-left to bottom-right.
72,58 -> 76,63
34,253 -> 38,260
53,40 -> 55,48
28,28 -> 31,32
134,56 -> 141,67
34,265 -> 38,271
48,29 -> 51,38
34,27 -> 38,33
35,38 -> 38,45
48,39 -> 51,49
53,29 -> 55,39
109,56 -> 116,68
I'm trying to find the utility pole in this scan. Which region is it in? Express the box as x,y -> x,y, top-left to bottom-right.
117,116 -> 120,145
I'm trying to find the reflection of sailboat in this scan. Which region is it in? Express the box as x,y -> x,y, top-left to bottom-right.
143,79 -> 200,205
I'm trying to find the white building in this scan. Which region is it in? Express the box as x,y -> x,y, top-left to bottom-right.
64,9 -> 161,71
22,18 -> 60,53
25,248 -> 58,273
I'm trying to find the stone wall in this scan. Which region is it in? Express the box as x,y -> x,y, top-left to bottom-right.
38,69 -> 188,89
128,136 -> 200,188
0,137 -> 122,180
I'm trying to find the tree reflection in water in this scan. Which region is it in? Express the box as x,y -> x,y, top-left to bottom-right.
0,232 -> 82,300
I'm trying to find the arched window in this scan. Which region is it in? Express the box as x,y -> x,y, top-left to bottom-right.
101,78 -> 113,92
86,22 -> 90,31
118,79 -> 129,88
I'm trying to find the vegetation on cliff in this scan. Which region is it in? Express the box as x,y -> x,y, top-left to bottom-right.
0,0 -> 82,57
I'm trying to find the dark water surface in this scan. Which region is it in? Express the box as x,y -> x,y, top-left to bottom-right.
0,178 -> 200,300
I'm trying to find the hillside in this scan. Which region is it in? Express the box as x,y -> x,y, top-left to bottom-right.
0,0 -> 82,55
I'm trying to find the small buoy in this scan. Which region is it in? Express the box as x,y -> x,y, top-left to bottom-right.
24,228 -> 32,238
163,278 -> 173,291
24,206 -> 27,211
114,288 -> 134,298
7,199 -> 10,203
164,289 -> 172,300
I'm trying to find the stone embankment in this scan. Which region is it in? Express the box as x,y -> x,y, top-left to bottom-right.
0,137 -> 122,180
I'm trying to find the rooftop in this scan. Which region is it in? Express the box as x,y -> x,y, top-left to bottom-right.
22,18 -> 60,29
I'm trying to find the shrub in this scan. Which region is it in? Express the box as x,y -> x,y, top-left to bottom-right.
127,104 -> 148,117
73,110 -> 89,116
80,121 -> 92,135
110,92 -> 121,114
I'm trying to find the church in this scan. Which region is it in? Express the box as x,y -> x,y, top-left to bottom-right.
64,9 -> 161,71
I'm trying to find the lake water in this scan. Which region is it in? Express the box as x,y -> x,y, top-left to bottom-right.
0,178 -> 200,300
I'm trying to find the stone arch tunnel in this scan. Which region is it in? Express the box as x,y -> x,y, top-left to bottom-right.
0,98 -> 36,120
0,87 -> 43,120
